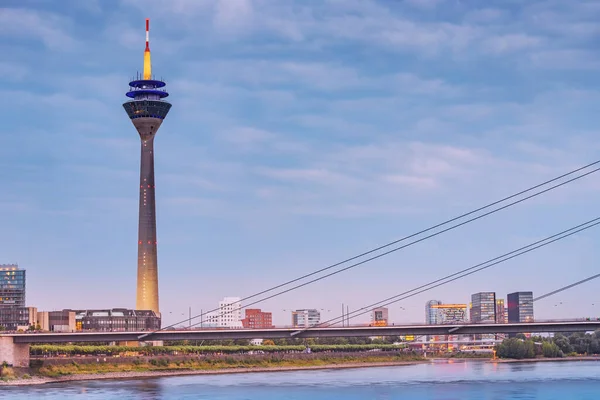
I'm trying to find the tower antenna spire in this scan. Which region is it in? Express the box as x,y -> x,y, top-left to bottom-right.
143,18 -> 152,80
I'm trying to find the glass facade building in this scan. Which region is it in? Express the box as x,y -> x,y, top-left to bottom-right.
470,292 -> 497,323
496,299 -> 506,323
292,309 -> 321,328
425,300 -> 442,325
69,309 -> 161,332
507,292 -> 534,323
0,265 -> 28,330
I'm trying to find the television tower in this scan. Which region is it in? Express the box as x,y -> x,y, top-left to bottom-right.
123,19 -> 171,314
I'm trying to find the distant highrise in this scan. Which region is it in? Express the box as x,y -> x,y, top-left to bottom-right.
431,304 -> 468,324
470,292 -> 496,323
427,303 -> 468,350
217,297 -> 243,328
425,300 -> 442,324
292,309 -> 320,328
496,299 -> 506,323
507,292 -> 534,323
0,265 -> 28,330
370,307 -> 389,326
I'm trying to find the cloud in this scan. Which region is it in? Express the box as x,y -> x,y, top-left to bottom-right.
0,62 -> 29,81
0,8 -> 77,50
484,34 -> 544,55
529,49 -> 600,69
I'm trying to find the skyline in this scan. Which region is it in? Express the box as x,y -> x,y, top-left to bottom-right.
2,0 -> 600,327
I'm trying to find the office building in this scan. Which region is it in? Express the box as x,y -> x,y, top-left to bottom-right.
496,299 -> 506,323
241,309 -> 273,329
202,312 -> 219,328
216,297 -> 243,328
431,304 -> 468,324
370,307 -> 389,326
0,265 -> 29,330
470,292 -> 497,323
123,19 -> 172,314
74,309 -> 160,331
425,300 -> 442,325
37,310 -> 76,332
292,309 -> 320,328
427,303 -> 468,349
507,292 -> 534,323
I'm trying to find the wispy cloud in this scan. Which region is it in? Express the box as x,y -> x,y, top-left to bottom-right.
0,8 -> 77,50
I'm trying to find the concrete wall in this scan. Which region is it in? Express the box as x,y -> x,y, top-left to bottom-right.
0,337 -> 30,367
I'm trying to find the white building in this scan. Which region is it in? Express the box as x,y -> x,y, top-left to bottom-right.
292,309 -> 320,328
217,297 -> 243,328
202,311 -> 219,328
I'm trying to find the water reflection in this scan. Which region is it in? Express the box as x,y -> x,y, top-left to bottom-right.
508,362 -> 536,373
128,379 -> 162,399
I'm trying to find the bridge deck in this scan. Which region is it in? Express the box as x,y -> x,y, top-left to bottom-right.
3,321 -> 600,343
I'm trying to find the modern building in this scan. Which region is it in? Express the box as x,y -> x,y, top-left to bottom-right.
216,297 -> 243,328
37,310 -> 76,332
292,309 -> 320,328
431,304 -> 468,324
507,292 -> 534,323
202,312 -> 219,328
496,299 -> 506,323
0,265 -> 29,330
426,303 -> 468,349
470,292 -> 497,323
370,307 -> 389,326
73,309 -> 160,331
425,300 -> 442,325
241,309 -> 273,329
123,19 -> 172,315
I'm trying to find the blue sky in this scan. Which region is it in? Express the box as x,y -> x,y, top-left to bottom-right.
2,0 -> 600,327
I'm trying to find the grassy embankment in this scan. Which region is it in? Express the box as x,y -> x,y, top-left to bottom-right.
32,353 -> 424,378
23,344 -> 430,378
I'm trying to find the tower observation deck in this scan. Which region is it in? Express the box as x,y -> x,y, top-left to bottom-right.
122,19 -> 171,315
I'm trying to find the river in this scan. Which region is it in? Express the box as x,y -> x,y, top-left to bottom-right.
1,360 -> 599,399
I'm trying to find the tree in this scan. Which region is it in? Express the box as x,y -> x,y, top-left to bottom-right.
542,342 -> 562,358
552,334 -> 573,354
263,340 -> 275,346
496,338 -> 536,359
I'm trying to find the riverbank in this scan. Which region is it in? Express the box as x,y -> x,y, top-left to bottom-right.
5,355 -> 597,386
0,359 -> 428,386
494,356 -> 600,363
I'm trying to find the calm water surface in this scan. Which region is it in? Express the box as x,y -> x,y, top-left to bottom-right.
1,360 -> 600,399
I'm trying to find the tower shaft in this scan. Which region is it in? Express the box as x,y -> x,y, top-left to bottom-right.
136,119 -> 160,313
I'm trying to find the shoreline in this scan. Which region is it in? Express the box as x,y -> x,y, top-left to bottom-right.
1,360 -> 428,386
493,356 -> 600,363
4,356 -> 600,386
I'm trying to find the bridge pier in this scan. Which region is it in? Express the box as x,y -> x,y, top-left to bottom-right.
0,337 -> 30,368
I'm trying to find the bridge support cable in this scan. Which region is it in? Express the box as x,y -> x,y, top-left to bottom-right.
290,217 -> 600,336
182,170 -> 599,333
533,273 -> 600,303
141,162 -> 600,339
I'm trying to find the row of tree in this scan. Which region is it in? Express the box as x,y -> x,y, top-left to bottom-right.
496,331 -> 600,359
163,337 -> 402,347
30,343 -> 404,356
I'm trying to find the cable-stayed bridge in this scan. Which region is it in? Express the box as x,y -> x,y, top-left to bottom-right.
4,162 -> 600,367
